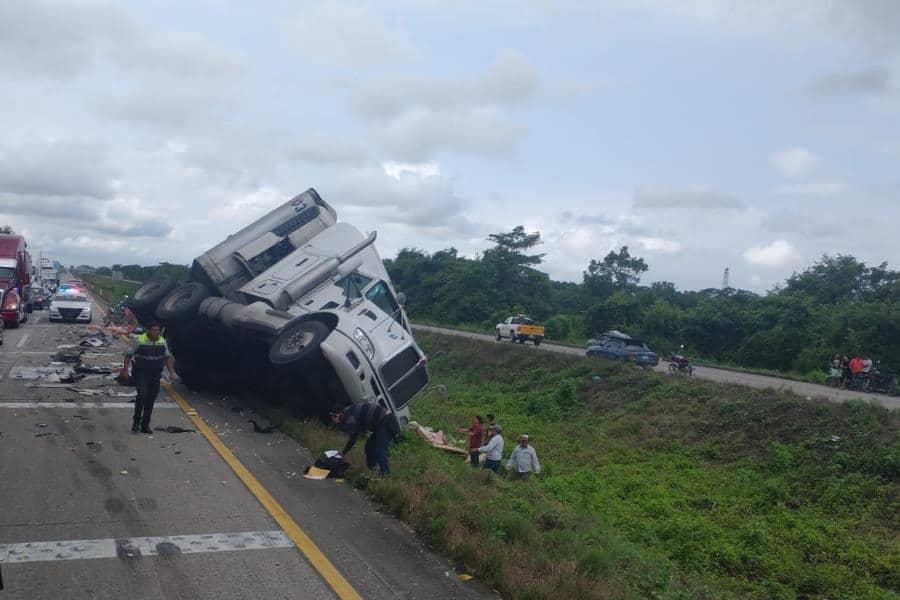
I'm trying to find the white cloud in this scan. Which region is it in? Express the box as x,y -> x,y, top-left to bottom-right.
777,181 -> 848,196
354,49 -> 538,119
637,236 -> 684,254
353,50 -> 537,160
770,148 -> 818,178
209,186 -> 287,221
742,240 -> 800,267
283,2 -> 418,66
383,161 -> 440,180
633,185 -> 743,210
288,134 -> 369,166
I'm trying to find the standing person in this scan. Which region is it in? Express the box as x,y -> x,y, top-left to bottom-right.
457,415 -> 484,468
331,401 -> 398,476
123,322 -> 177,433
478,424 -> 504,473
861,355 -> 874,375
507,435 -> 541,480
484,413 -> 496,444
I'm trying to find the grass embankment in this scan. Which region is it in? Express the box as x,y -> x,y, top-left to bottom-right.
261,331 -> 899,599
81,274 -> 140,305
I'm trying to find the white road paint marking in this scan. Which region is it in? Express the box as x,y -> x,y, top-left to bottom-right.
16,333 -> 30,348
0,530 -> 293,564
0,402 -> 177,409
32,315 -> 41,324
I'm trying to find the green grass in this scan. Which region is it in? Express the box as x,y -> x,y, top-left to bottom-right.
81,274 -> 140,305
261,331 -> 899,599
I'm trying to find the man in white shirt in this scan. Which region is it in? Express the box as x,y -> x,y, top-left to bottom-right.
478,424 -> 504,473
507,434 -> 540,480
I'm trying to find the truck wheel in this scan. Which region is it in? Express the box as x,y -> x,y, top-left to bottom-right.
534,338 -> 542,346
128,276 -> 176,314
269,320 -> 330,365
156,283 -> 210,323
509,334 -> 516,344
496,330 -> 501,341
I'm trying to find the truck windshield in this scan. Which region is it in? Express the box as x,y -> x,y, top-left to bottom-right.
335,272 -> 372,301
365,281 -> 406,330
0,267 -> 14,279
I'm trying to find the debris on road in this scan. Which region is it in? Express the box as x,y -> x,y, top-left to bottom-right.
248,419 -> 279,433
152,425 -> 196,434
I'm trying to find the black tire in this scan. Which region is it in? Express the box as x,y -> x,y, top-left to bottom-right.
496,330 -> 501,341
534,338 -> 541,346
509,334 -> 516,343
269,320 -> 330,365
156,283 -> 210,323
128,276 -> 176,313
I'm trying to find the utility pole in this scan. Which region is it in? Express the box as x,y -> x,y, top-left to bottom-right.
722,267 -> 730,290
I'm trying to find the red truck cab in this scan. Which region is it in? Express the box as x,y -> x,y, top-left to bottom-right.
0,234 -> 32,328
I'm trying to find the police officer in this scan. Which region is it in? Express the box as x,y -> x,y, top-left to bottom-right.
123,322 -> 178,433
330,401 -> 399,476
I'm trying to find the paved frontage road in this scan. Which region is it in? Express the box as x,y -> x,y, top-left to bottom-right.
413,324 -> 899,410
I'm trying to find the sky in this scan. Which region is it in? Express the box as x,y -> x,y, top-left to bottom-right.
1,0 -> 898,292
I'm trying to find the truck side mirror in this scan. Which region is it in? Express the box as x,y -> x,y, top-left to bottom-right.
396,292 -> 406,306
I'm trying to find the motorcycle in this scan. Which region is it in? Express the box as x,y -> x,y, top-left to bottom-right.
863,362 -> 898,396
668,345 -> 693,376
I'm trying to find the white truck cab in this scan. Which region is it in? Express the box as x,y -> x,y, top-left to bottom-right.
129,189 -> 427,426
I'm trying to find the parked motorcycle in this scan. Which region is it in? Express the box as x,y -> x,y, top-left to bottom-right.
864,362 -> 898,396
668,345 -> 693,376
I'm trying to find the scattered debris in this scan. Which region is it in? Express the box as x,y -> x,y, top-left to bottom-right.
120,470 -> 128,475
248,419 -> 279,433
75,365 -> 112,375
152,426 -> 196,434
79,338 -> 105,348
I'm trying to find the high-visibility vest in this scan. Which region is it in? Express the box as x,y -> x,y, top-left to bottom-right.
132,333 -> 169,373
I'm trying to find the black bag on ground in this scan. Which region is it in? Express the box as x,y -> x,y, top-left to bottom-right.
314,456 -> 351,478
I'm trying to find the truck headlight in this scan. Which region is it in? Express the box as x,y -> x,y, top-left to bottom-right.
353,328 -> 375,360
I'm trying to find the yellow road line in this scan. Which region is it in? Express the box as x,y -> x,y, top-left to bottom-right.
163,383 -> 362,600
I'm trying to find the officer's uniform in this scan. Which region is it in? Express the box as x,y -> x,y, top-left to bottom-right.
127,332 -> 172,432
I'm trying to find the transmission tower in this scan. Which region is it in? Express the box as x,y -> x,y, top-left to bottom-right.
722,267 -> 730,290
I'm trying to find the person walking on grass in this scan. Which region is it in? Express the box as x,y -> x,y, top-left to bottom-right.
458,415 -> 484,468
507,434 -> 540,480
123,322 -> 178,433
478,424 -> 504,473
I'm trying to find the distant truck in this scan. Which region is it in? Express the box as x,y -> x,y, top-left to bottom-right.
40,257 -> 59,289
496,315 -> 545,345
0,234 -> 33,327
127,188 -> 428,427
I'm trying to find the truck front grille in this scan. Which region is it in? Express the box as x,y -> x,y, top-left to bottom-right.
59,308 -> 83,319
381,347 -> 427,409
388,364 -> 428,408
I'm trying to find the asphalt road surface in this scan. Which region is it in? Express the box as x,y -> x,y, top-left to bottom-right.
0,304 -> 494,599
412,324 -> 899,410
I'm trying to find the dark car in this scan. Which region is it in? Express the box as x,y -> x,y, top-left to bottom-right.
586,331 -> 659,367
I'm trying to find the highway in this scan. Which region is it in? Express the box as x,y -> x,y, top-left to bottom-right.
0,301 -> 493,600
412,324 -> 900,411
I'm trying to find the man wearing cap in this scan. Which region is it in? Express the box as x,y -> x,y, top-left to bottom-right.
507,435 -> 540,480
477,423 -> 504,473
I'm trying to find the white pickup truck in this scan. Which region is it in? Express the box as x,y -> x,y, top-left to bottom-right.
127,189 -> 428,427
496,315 -> 545,345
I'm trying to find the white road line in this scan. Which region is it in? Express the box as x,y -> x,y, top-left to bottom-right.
16,333 -> 30,349
32,315 -> 41,324
0,402 -> 177,409
0,530 -> 293,564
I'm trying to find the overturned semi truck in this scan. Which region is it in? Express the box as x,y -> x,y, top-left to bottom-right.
127,189 -> 428,427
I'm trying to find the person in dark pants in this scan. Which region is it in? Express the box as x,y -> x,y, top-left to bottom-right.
330,401 -> 398,476
457,415 -> 484,468
123,323 -> 178,433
